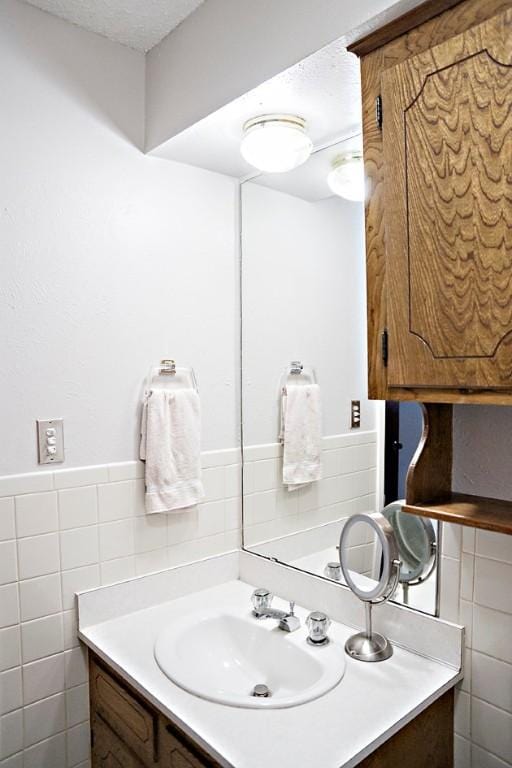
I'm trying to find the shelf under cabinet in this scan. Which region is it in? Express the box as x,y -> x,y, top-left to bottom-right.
404,493 -> 512,535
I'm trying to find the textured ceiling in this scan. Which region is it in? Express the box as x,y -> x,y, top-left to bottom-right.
22,0 -> 205,51
153,39 -> 362,179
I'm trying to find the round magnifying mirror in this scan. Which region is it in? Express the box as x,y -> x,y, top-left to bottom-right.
339,512 -> 401,662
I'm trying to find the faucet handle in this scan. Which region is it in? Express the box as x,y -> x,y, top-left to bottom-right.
306,611 -> 331,646
251,588 -> 273,616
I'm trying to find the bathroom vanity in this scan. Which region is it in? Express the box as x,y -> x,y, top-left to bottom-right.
78,553 -> 463,768
88,652 -> 453,768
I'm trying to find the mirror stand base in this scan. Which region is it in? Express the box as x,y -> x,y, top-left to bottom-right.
345,631 -> 393,662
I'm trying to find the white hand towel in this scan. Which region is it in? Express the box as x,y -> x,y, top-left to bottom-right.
282,384 -> 322,490
140,388 -> 204,514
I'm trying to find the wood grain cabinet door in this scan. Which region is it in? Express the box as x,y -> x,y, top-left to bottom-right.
382,8 -> 512,390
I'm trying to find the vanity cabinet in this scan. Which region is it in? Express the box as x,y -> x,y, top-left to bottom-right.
89,655 -> 221,768
88,652 -> 454,768
351,0 -> 512,404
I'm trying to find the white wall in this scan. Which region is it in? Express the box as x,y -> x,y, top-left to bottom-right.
145,0 -> 427,150
241,183 -> 375,446
0,0 -> 239,477
453,406 -> 512,501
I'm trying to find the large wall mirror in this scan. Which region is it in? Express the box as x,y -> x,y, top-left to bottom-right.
240,43 -> 440,617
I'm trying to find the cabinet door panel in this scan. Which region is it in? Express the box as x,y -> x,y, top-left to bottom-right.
383,9 -> 512,389
92,715 -> 146,768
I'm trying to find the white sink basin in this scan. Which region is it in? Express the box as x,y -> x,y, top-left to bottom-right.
154,609 -> 345,708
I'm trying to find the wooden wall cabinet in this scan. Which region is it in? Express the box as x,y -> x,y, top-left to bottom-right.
350,0 -> 512,534
351,0 -> 512,405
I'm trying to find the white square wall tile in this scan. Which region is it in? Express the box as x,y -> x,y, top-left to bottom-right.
58,486 -> 98,530
197,501 -> 225,538
474,557 -> 512,614
439,556 -> 461,623
97,480 -> 143,522
99,519 -> 135,561
60,526 -> 99,571
134,514 -> 167,554
64,646 -> 88,689
0,498 -> 15,541
454,735 -> 470,768
23,653 -> 65,705
15,492 -> 58,538
66,721 -> 90,766
472,650 -> 512,714
225,464 -> 242,498
454,689 -> 471,738
252,460 -> 279,493
244,491 -> 276,526
471,698 -> 512,764
23,691 -> 66,747
0,709 -> 23,759
202,468 -> 225,502
476,530 -> 512,564
473,605 -> 512,665
63,610 -> 79,650
100,556 -> 136,586
442,523 -> 462,559
0,541 -> 17,586
471,744 -> 512,768
21,614 -> 64,664
23,732 -> 66,768
167,507 -> 199,546
61,564 -> 100,611
0,667 -> 22,715
459,599 -> 473,649
17,533 -> 60,580
65,683 -> 89,727
462,526 -> 476,554
0,752 -> 23,768
0,584 -> 19,629
19,573 -> 62,622
224,498 -> 241,531
135,548 -> 168,577
0,626 -> 21,672
460,553 -> 475,602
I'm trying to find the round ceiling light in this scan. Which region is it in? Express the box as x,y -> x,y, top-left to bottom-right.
240,115 -> 313,173
327,151 -> 365,202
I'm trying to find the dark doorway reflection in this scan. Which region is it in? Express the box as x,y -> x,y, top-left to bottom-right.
384,402 -> 423,504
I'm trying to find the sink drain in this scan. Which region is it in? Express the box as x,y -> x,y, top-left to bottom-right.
251,684 -> 271,698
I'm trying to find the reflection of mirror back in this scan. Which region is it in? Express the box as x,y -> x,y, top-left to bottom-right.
381,501 -> 437,606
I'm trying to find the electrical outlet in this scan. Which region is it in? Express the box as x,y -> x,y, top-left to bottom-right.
351,401 -> 361,429
37,419 -> 65,464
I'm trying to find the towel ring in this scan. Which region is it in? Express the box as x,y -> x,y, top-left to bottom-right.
146,360 -> 198,394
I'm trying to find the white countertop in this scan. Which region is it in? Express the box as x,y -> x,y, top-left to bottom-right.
79,578 -> 461,768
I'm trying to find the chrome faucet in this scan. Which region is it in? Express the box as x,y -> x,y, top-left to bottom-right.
251,588 -> 300,632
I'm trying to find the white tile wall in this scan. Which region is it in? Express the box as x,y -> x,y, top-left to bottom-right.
442,524 -> 512,766
243,431 -> 377,549
0,451 -> 241,767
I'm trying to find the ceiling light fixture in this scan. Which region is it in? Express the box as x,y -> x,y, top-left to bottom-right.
327,152 -> 365,202
240,114 -> 313,173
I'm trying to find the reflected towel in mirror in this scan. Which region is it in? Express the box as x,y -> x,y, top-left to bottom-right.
281,384 -> 322,490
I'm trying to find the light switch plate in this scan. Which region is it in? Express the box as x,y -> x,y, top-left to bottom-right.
37,419 -> 65,464
351,400 -> 361,429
